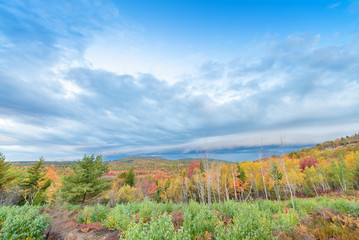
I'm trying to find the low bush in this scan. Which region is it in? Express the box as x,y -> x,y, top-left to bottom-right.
63,203 -> 81,211
215,204 -> 276,240
121,214 -> 190,240
183,201 -> 219,239
102,204 -> 134,231
78,204 -> 110,224
82,196 -> 359,239
0,205 -> 50,240
327,198 -> 359,214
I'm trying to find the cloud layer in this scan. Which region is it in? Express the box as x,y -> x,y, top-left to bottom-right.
0,1 -> 358,161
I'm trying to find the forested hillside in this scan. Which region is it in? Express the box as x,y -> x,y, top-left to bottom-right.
1,133 -> 359,239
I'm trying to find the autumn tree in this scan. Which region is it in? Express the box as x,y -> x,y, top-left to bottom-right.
44,166 -> 60,203
350,152 -> 359,189
61,154 -> 110,204
21,157 -> 51,205
299,157 -> 318,172
302,166 -> 316,196
186,161 -> 200,179
288,151 -> 300,159
220,165 -> 231,201
106,177 -> 120,207
236,163 -> 248,200
330,155 -> 351,191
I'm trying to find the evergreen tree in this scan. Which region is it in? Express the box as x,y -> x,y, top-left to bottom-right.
125,168 -> 136,187
21,157 -> 51,205
117,168 -> 136,187
0,153 -> 16,191
61,154 -> 110,204
236,163 -> 246,182
199,160 -> 205,173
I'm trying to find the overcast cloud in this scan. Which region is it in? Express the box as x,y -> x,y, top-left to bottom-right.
0,1 -> 358,161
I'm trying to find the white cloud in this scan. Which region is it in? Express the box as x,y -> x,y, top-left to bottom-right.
1,1 -> 359,161
328,2 -> 340,9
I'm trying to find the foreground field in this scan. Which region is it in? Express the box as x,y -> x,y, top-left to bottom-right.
1,195 -> 358,240
76,197 -> 359,240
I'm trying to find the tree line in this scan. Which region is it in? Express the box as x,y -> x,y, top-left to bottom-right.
1,134 -> 359,206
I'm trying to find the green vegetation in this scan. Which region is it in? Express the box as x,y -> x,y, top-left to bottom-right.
21,157 -> 51,205
1,134 -> 359,239
0,153 -> 16,191
118,168 -> 136,187
61,154 -> 111,204
76,196 -> 359,239
0,205 -> 50,240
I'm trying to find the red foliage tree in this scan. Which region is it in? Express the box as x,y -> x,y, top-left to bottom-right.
186,161 -> 200,179
299,157 -> 318,171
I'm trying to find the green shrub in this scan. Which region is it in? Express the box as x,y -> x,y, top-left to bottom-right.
327,198 -> 358,214
256,199 -> 283,214
314,196 -> 330,204
121,214 -> 190,240
211,200 -> 238,218
78,204 -> 110,224
102,204 -> 134,231
0,206 -> 9,228
63,203 -> 81,211
215,204 -> 276,240
155,200 -> 183,214
273,210 -> 299,232
0,205 -> 50,240
286,198 -> 317,216
183,201 -> 219,239
137,199 -> 157,219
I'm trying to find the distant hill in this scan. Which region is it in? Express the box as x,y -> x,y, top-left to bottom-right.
313,133 -> 359,151
11,156 -> 230,169
12,160 -> 76,167
107,157 -> 231,172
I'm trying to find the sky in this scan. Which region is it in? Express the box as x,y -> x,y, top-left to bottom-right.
0,0 -> 359,162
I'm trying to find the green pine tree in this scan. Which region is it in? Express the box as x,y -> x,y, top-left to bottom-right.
236,163 -> 246,182
61,154 -> 110,204
125,168 -> 136,187
21,157 -> 51,205
0,153 -> 16,191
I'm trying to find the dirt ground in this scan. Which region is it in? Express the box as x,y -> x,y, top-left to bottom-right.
44,206 -> 119,240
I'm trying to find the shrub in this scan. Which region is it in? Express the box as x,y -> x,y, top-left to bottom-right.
102,204 -> 134,231
78,204 -> 110,224
0,205 -> 50,240
63,203 -> 82,211
0,206 -> 9,228
327,198 -> 358,214
256,199 -> 283,214
215,204 -> 276,240
211,200 -> 238,218
273,210 -> 299,232
121,214 -> 190,240
183,201 -> 219,239
287,198 -> 318,216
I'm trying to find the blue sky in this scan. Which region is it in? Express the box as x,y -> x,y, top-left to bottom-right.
0,0 -> 359,161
